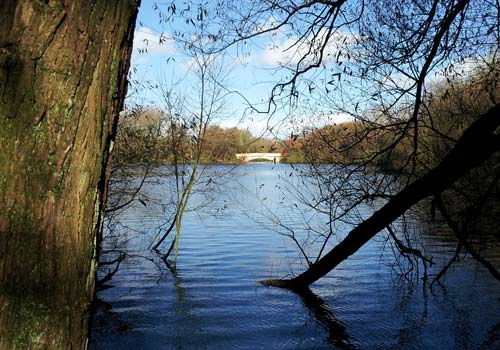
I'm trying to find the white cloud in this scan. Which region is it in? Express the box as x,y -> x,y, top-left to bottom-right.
255,14 -> 281,33
326,112 -> 354,124
179,52 -> 220,73
254,30 -> 356,68
429,56 -> 488,86
217,117 -> 271,136
217,111 -> 354,139
133,26 -> 176,56
288,112 -> 354,131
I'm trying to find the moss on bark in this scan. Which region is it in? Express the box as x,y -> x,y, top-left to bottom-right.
0,1 -> 140,348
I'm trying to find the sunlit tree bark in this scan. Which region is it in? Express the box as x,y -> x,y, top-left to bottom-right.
0,1 -> 139,348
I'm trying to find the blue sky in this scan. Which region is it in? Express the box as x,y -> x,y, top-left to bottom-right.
127,1 -> 355,138
128,1 -> 485,138
129,1 -> 282,136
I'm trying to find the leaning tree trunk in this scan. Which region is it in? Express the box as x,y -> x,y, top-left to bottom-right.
263,103 -> 500,290
0,1 -> 139,349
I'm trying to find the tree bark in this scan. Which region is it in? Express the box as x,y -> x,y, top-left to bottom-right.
263,103 -> 500,290
0,1 -> 139,349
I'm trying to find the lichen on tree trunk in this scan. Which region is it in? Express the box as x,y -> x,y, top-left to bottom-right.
0,1 -> 139,349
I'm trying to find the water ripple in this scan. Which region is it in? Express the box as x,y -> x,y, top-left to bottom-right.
91,164 -> 500,350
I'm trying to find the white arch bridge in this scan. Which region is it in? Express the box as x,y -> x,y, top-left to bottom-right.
235,153 -> 283,163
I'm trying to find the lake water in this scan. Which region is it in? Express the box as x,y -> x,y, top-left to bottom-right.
90,164 -> 500,350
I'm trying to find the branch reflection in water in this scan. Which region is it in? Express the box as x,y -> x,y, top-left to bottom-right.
297,288 -> 354,349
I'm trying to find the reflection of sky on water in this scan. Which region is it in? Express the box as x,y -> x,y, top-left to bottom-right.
92,163 -> 500,350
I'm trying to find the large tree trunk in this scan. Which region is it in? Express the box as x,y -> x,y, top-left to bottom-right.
0,1 -> 139,349
263,103 -> 500,290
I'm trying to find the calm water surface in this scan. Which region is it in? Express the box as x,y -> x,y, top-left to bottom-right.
90,164 -> 500,350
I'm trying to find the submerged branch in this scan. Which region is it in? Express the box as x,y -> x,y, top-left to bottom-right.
431,243 -> 463,287
262,103 -> 500,289
96,253 -> 127,291
436,195 -> 500,283
152,217 -> 177,252
386,225 -> 434,280
386,225 -> 433,266
297,288 -> 354,350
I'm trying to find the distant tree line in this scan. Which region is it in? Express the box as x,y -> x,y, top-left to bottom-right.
281,62 -> 500,174
117,60 -> 499,170
113,109 -> 280,165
